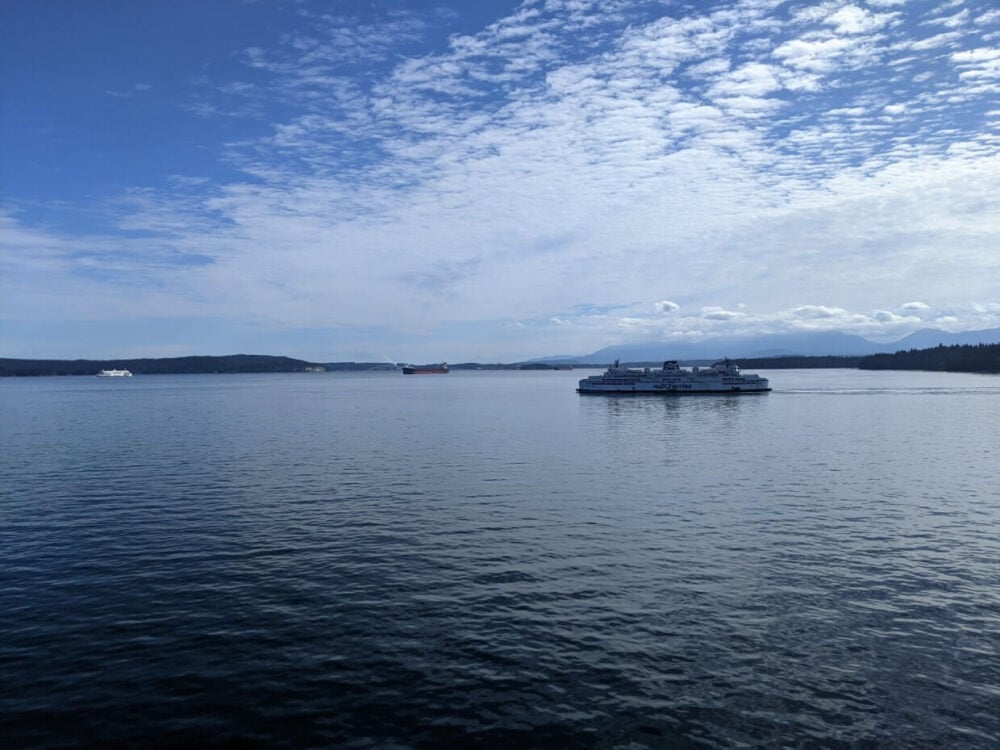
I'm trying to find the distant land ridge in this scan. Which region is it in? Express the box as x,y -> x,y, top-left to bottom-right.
0,354 -> 324,377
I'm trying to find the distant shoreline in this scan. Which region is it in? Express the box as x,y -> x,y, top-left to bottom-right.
2,343 -> 998,376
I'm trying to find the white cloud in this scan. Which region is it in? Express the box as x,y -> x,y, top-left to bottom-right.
925,9 -> 971,30
702,307 -> 744,321
709,62 -> 783,98
773,34 -> 870,73
826,5 -> 893,35
105,83 -> 152,98
792,305 -> 848,319
950,47 -> 1000,83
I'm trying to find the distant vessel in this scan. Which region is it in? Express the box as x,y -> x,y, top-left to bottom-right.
402,363 -> 449,375
96,369 -> 132,377
577,359 -> 770,394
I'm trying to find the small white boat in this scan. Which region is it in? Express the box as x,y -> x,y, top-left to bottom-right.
96,369 -> 132,377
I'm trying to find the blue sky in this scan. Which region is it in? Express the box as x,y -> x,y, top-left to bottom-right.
2,0 -> 998,362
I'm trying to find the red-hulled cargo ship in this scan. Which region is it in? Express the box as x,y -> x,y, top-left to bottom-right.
402,363 -> 448,374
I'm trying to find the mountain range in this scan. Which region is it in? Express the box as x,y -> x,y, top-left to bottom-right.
536,328 -> 1000,364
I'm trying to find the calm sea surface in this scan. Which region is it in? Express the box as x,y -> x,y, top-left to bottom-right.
2,369 -> 998,748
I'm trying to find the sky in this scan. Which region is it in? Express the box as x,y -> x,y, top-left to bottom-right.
1,0 -> 998,363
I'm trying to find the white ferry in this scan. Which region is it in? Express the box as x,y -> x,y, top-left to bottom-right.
577,359 -> 770,394
96,369 -> 132,377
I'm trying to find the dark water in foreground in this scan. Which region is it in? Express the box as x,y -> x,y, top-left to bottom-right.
2,369 -> 998,748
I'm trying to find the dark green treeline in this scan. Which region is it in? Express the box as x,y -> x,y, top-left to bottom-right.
858,343 -> 1000,373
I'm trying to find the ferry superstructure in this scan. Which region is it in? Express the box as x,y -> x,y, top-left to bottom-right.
577,360 -> 770,394
96,369 -> 132,377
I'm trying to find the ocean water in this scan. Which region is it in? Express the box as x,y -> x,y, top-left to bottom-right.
1,369 -> 998,748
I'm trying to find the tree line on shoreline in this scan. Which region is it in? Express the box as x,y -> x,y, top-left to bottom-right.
857,343 -> 1000,373
737,342 -> 1000,373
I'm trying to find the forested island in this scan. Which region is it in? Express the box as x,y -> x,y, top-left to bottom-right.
0,354 -> 325,377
